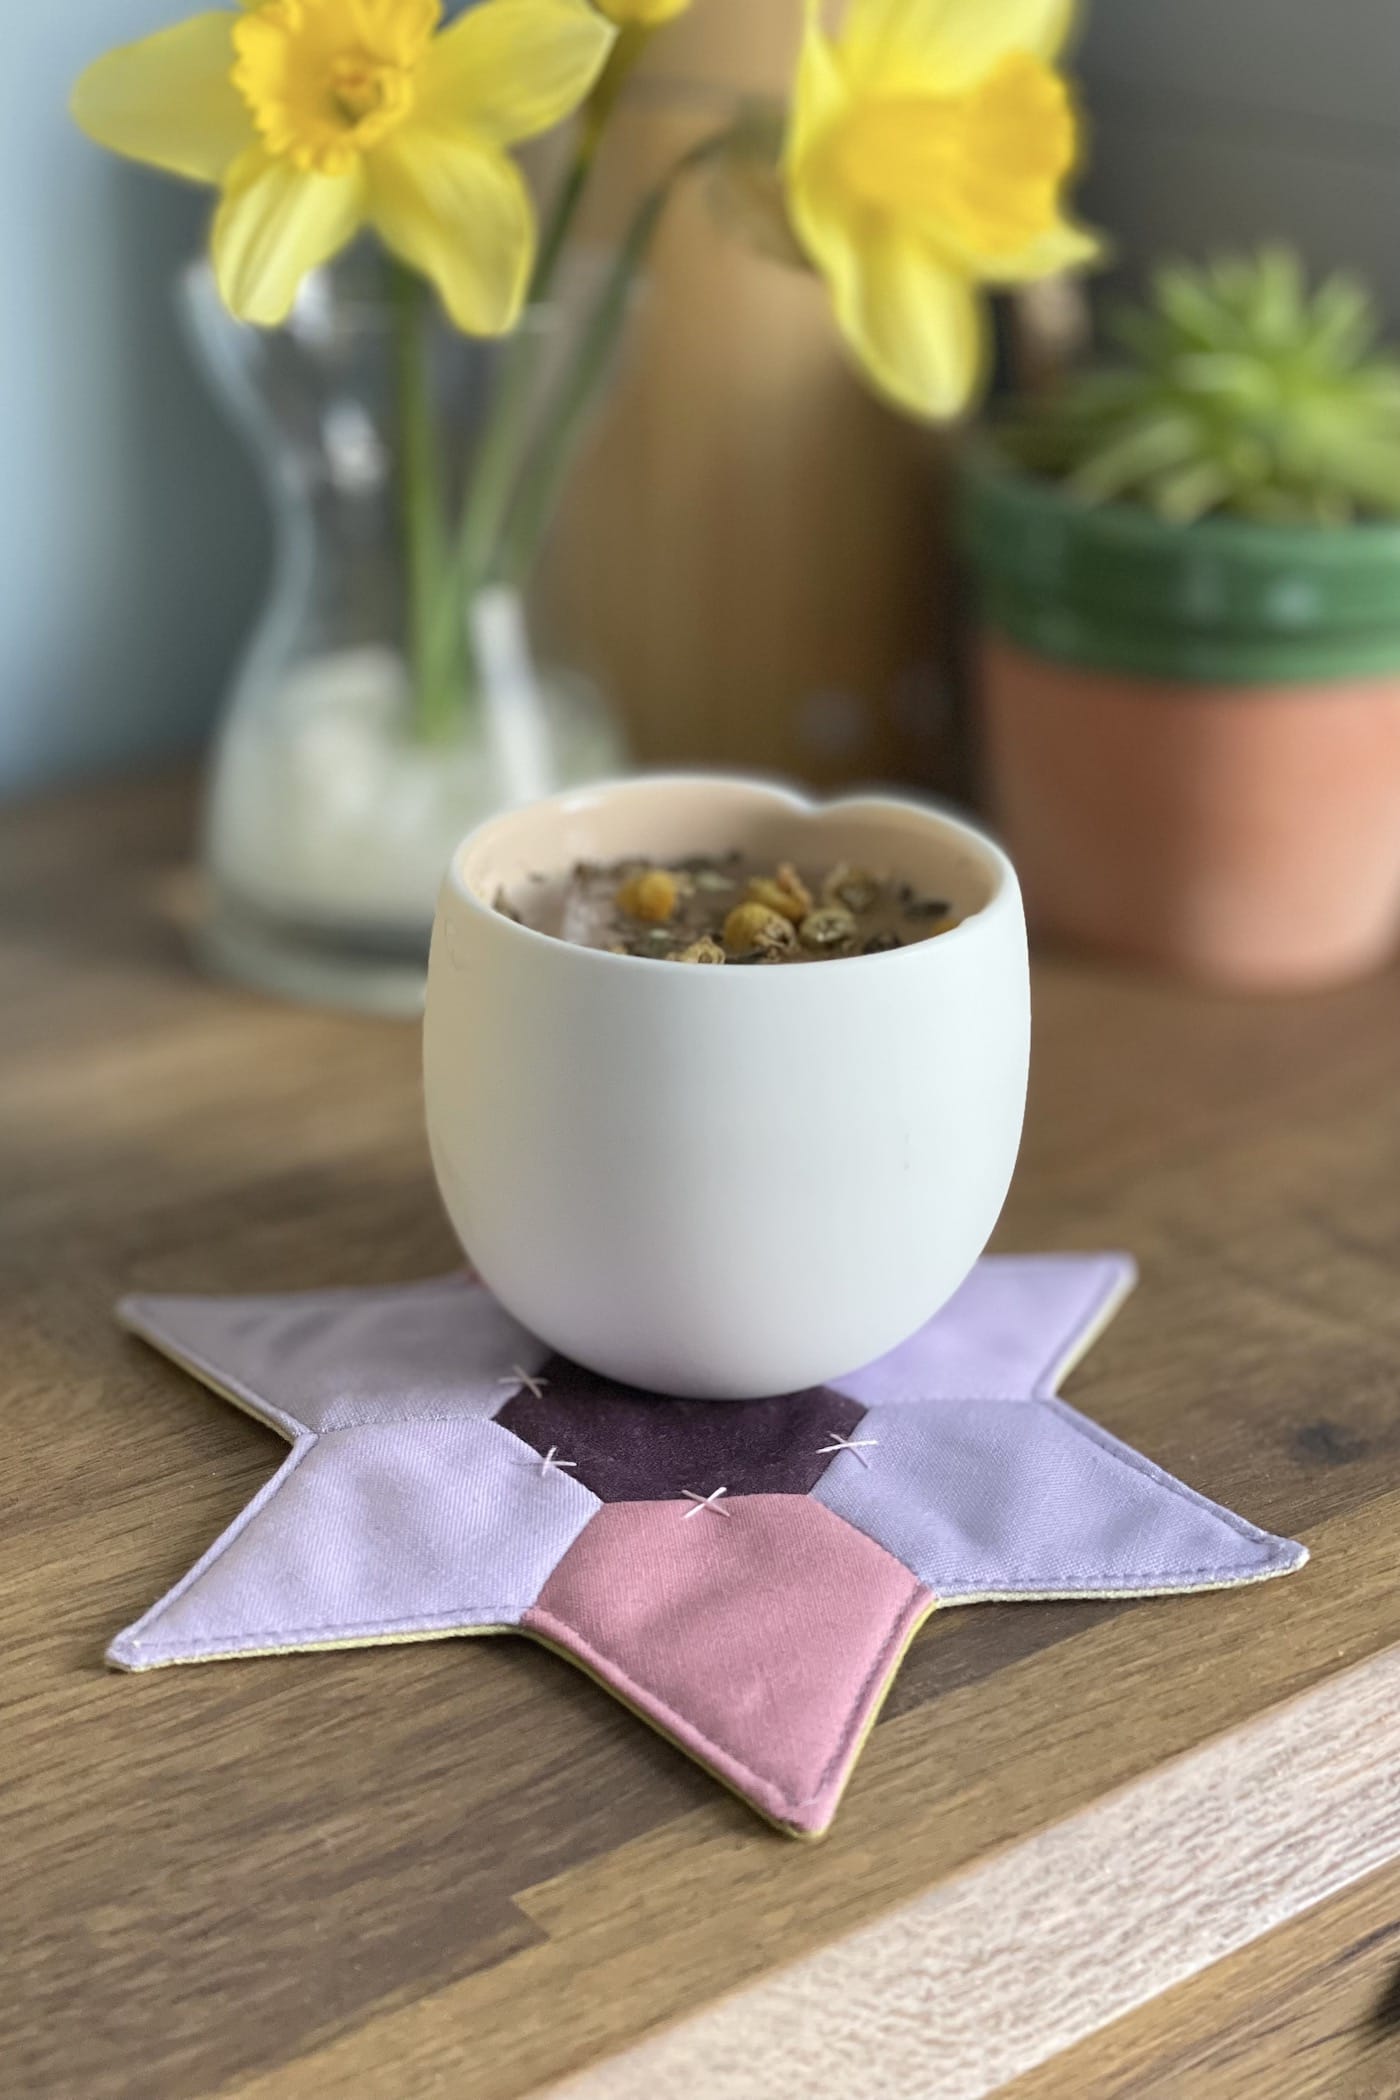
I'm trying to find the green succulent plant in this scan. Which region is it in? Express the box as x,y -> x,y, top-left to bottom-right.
1002,247 -> 1400,525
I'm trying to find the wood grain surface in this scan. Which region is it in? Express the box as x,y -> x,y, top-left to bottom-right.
4,775 -> 1400,2100
548,1645 -> 1400,2100
1005,1853 -> 1400,2100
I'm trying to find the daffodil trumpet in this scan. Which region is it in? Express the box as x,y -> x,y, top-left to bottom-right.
72,0 -> 620,331
783,0 -> 1098,420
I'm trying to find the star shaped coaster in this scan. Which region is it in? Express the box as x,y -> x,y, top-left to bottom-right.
108,1255 -> 1305,1836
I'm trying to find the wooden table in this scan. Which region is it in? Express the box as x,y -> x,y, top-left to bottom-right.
5,776 -> 1400,2100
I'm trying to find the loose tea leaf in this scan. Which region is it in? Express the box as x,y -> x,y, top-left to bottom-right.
514,851 -> 963,962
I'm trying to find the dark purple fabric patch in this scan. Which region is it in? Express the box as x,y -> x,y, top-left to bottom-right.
496,1359 -> 868,1502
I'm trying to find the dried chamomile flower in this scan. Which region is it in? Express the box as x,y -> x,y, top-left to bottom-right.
746,879 -> 799,924
616,868 -> 679,924
861,931 -> 902,954
694,868 -> 737,893
723,901 -> 796,956
823,863 -> 882,914
776,861 -> 812,901
799,906 -> 857,953
675,935 -> 727,965
745,861 -> 813,924
904,895 -> 953,922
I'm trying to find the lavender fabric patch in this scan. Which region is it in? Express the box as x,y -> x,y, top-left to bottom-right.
117,1275 -> 550,1434
109,1418 -> 599,1670
827,1252 -> 1138,1407
812,1398 -> 1299,1599
108,1255 -> 1306,1835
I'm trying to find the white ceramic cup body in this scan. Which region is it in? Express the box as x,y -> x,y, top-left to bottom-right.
424,776 -> 1029,1398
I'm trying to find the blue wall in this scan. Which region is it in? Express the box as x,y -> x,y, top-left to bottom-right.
3,4 -> 264,796
1078,0 -> 1400,309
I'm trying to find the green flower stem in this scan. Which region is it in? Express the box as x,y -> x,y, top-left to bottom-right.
495,188 -> 668,590
446,25 -> 655,623
496,128 -> 735,589
390,261 -> 461,741
537,23 -> 651,289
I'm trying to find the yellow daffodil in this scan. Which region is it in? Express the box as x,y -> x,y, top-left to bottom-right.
785,0 -> 1097,419
593,0 -> 691,23
71,0 -> 615,332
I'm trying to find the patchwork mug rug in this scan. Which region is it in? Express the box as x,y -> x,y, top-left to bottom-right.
109,1254 -> 1305,1837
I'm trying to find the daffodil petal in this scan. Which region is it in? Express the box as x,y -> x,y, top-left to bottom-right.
71,13 -> 252,184
595,0 -> 691,21
845,0 -> 1076,92
414,0 -> 615,146
212,147 -> 366,325
799,189 -> 985,419
787,7 -> 851,172
980,214 -> 1100,284
368,131 -> 533,333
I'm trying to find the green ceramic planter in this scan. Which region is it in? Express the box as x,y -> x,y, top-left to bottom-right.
957,443 -> 1400,685
955,441 -> 1400,988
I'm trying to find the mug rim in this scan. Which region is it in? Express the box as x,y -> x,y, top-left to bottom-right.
443,771 -> 1020,976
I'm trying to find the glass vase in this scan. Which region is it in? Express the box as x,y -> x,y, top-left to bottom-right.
183,252 -> 626,1016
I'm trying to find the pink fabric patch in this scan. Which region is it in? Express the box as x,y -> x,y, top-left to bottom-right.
525,1497 -> 931,1835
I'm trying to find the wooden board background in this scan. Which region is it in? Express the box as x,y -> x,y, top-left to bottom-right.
3,776 -> 1400,2099
540,1 -> 952,790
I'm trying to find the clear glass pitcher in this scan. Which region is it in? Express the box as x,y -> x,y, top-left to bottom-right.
183,252 -> 625,1016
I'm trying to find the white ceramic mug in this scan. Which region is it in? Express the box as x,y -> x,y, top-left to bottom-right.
423,775 -> 1029,1398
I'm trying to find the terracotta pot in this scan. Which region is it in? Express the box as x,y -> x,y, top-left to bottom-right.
960,449 -> 1400,989
979,636 -> 1400,988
